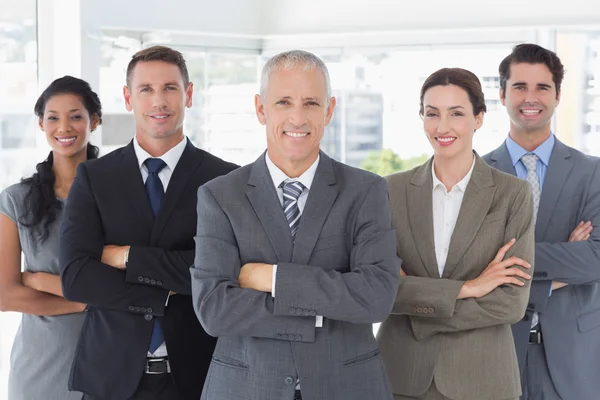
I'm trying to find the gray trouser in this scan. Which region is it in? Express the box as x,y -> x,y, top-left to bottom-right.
521,343 -> 562,400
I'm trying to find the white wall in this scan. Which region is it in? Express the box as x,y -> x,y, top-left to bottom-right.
88,0 -> 264,35
261,0 -> 600,35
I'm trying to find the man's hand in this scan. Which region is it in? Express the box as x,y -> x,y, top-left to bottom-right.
101,245 -> 130,269
551,221 -> 593,291
458,238 -> 532,299
400,267 -> 407,277
569,221 -> 593,242
238,263 -> 274,292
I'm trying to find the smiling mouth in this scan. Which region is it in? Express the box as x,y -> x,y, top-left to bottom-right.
436,136 -> 456,143
56,136 -> 76,143
150,114 -> 171,120
284,131 -> 309,138
520,109 -> 542,116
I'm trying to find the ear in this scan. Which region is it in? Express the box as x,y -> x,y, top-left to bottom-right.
123,85 -> 133,112
324,97 -> 337,126
474,111 -> 484,132
555,89 -> 561,106
185,82 -> 194,108
90,114 -> 100,132
255,94 -> 267,125
499,87 -> 506,106
38,117 -> 44,131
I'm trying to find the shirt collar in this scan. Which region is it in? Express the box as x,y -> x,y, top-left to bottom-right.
505,133 -> 555,167
133,135 -> 188,172
265,152 -> 320,191
431,154 -> 476,193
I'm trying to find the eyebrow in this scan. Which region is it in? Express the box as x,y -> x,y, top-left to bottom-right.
136,82 -> 181,89
511,82 -> 553,89
425,105 -> 465,110
46,108 -> 81,113
276,96 -> 322,102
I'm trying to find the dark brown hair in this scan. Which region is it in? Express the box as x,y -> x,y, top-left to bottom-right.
419,67 -> 487,117
126,45 -> 189,87
499,43 -> 564,99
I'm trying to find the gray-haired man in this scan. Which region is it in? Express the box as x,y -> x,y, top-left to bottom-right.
191,50 -> 400,400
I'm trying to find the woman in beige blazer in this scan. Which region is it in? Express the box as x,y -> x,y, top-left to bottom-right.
378,68 -> 535,400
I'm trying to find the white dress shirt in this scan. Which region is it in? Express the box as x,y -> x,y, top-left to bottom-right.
265,153 -> 323,328
133,134 -> 187,358
432,156 -> 476,277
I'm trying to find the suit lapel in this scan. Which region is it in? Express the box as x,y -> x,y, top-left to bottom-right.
246,153 -> 294,263
442,156 -> 496,278
291,153 -> 338,266
151,140 -> 204,244
407,158 -> 439,278
536,139 -> 572,240
118,142 -> 155,233
488,142 -> 517,176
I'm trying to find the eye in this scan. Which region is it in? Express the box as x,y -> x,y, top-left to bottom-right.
514,86 -> 525,91
425,113 -> 438,118
47,116 -> 58,121
71,115 -> 83,120
305,101 -> 319,107
276,99 -> 290,106
451,112 -> 464,117
166,85 -> 178,91
140,87 -> 151,93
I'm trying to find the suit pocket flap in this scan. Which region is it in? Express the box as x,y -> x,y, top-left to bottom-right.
342,349 -> 380,367
481,208 -> 507,225
577,308 -> 600,332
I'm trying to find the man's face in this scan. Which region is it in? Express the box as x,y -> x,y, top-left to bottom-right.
123,60 -> 193,141
500,62 -> 560,135
255,66 -> 335,173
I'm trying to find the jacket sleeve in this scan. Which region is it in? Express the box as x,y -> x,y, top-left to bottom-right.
60,163 -> 169,316
125,247 -> 194,295
408,182 -> 535,340
191,185 -> 317,342
534,162 -> 600,285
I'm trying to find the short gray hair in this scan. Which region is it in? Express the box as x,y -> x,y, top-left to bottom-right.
260,50 -> 332,104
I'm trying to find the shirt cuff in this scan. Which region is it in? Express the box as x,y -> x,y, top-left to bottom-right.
272,264 -> 277,297
549,285 -> 553,297
315,316 -> 323,327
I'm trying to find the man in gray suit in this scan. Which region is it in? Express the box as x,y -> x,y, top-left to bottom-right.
483,43 -> 600,400
191,50 -> 400,400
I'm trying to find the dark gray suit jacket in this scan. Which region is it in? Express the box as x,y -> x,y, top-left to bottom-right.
191,151 -> 400,400
484,138 -> 600,400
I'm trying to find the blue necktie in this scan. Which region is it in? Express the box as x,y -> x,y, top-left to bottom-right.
144,158 -> 166,353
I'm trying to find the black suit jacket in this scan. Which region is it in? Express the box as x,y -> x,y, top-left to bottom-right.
59,139 -> 238,400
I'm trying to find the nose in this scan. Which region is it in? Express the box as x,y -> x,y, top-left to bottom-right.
524,89 -> 539,104
152,91 -> 168,109
436,115 -> 451,134
288,105 -> 308,126
58,119 -> 71,133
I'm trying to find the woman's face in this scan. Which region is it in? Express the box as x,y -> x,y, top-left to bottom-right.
422,84 -> 483,161
39,93 -> 98,158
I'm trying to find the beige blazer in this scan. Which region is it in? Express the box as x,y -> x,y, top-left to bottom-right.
377,154 -> 535,400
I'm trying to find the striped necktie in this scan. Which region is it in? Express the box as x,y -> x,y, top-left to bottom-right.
281,181 -> 305,238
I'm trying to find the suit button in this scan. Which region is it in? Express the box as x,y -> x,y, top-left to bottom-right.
522,314 -> 530,322
147,308 -> 153,314
309,310 -> 316,317
284,376 -> 295,386
295,334 -> 302,341
138,276 -> 144,282
128,306 -> 135,311
144,278 -> 151,284
422,308 -> 429,314
144,314 -> 153,321
302,310 -> 310,316
135,307 -> 141,312
528,303 -> 535,310
282,334 -> 289,340
289,308 -> 297,315
416,307 -> 423,313
141,307 -> 147,313
157,281 -> 163,286
542,272 -> 548,277
411,306 -> 417,313
151,279 -> 156,285
429,307 -> 434,313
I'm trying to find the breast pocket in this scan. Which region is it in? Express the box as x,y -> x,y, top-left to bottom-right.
481,208 -> 507,226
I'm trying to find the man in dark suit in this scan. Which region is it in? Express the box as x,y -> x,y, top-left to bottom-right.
59,46 -> 237,400
483,43 -> 600,400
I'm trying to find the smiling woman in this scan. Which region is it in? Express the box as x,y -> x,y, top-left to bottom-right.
0,76 -> 102,400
